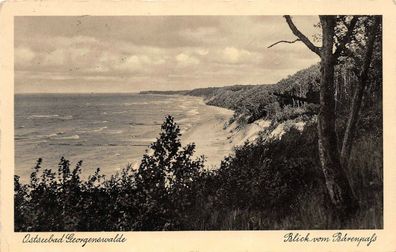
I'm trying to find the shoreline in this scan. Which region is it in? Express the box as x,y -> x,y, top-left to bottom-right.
179,96 -> 270,169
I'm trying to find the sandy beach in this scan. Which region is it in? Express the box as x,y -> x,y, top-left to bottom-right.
181,97 -> 270,169
181,102 -> 234,168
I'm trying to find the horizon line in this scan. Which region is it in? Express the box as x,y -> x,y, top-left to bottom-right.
15,83 -> 273,95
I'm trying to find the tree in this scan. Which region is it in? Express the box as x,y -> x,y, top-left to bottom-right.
316,16 -> 358,217
339,16 -> 381,168
135,115 -> 205,230
269,15 -> 380,217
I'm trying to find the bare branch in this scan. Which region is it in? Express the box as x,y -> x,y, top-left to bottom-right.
334,16 -> 359,58
267,38 -> 301,48
284,15 -> 321,56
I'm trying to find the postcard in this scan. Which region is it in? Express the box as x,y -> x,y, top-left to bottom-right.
1,0 -> 395,251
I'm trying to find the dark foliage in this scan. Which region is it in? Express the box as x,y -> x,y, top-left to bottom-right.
217,124 -> 322,213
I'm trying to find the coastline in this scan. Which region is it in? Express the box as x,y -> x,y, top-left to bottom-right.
179,96 -> 270,169
181,98 -> 234,168
15,93 -> 271,181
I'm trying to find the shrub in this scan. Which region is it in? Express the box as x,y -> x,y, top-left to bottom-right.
134,115 -> 205,230
215,122 -> 323,221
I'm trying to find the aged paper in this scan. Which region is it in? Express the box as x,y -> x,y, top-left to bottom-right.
1,0 -> 395,251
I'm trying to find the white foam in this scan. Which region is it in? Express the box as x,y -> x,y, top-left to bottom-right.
106,129 -> 123,134
34,133 -> 58,139
59,115 -> 73,120
28,114 -> 59,119
93,126 -> 107,132
55,135 -> 80,140
27,114 -> 73,120
124,102 -> 149,106
77,126 -> 107,133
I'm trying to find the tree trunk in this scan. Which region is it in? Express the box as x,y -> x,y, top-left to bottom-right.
340,16 -> 380,168
317,16 -> 358,217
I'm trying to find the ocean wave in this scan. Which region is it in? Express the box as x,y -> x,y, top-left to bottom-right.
54,135 -> 80,140
123,100 -> 174,106
24,140 -> 48,144
112,111 -> 128,114
93,126 -> 107,132
28,114 -> 59,119
77,126 -> 107,133
106,129 -> 123,134
59,115 -> 73,120
20,132 -> 66,141
153,100 -> 173,105
31,133 -> 58,139
93,120 -> 108,124
124,102 -> 149,106
15,133 -> 49,142
27,114 -> 73,120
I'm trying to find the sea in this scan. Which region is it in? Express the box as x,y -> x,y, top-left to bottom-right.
14,93 -> 215,182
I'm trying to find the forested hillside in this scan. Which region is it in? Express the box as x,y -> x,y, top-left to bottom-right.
187,65 -> 320,123
140,63 -> 321,124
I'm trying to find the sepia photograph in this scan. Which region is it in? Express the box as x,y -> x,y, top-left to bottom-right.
12,15 -> 383,232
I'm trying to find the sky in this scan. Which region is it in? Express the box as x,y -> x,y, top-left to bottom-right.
15,16 -> 320,93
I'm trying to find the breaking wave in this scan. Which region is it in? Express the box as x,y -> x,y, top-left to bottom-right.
27,114 -> 73,120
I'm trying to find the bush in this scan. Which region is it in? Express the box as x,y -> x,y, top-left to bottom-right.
134,115 -> 205,230
214,122 -> 323,222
